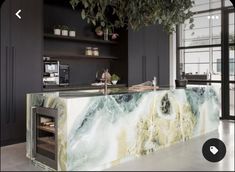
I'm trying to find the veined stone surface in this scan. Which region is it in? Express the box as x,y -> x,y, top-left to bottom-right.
26,86 -> 220,171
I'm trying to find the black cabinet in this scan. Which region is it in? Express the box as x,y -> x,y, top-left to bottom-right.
128,24 -> 169,86
0,0 -> 43,146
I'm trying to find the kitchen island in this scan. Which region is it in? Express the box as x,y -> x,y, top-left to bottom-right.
26,86 -> 220,171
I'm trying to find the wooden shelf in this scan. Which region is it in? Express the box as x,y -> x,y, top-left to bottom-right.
37,144 -> 55,154
37,126 -> 55,134
38,137 -> 55,146
44,33 -> 118,45
44,52 -> 119,60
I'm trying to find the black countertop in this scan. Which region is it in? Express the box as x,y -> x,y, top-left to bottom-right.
43,84 -> 127,92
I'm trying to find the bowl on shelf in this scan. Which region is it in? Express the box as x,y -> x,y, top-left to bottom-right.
175,79 -> 188,88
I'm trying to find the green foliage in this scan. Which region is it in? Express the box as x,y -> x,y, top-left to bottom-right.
69,0 -> 195,34
61,25 -> 69,30
111,74 -> 120,81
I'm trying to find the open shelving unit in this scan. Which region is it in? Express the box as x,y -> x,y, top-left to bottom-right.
43,1 -> 128,90
44,51 -> 119,60
44,33 -> 118,45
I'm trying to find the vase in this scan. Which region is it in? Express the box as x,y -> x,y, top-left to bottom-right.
104,28 -> 109,41
112,80 -> 118,85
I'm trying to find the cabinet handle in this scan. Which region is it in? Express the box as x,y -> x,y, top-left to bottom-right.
142,56 -> 146,82
157,56 -> 160,85
6,46 -> 10,124
11,47 -> 16,123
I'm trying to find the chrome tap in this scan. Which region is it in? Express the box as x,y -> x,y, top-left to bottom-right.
153,76 -> 157,91
104,69 -> 108,95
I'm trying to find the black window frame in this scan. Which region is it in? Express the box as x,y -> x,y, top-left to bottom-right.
176,0 -> 235,120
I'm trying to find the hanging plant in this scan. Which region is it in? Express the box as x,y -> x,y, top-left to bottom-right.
69,0 -> 195,34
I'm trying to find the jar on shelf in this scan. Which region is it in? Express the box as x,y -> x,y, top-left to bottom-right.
92,47 -> 99,56
85,47 -> 92,56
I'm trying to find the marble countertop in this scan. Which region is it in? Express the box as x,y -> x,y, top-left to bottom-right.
26,84 -> 220,171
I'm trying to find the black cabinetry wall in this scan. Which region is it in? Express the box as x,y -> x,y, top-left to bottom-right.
128,24 -> 169,86
0,0 -> 42,146
43,2 -> 128,86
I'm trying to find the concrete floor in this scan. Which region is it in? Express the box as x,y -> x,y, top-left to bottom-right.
1,121 -> 234,171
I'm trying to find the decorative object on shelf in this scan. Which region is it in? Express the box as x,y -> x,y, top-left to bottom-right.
92,47 -> 99,56
104,28 -> 109,41
175,72 -> 188,88
69,0 -> 194,33
69,30 -> 76,37
95,26 -> 103,36
95,26 -> 118,41
61,25 -> 69,36
101,69 -> 111,83
111,33 -> 119,40
54,25 -> 61,35
111,74 -> 120,85
85,47 -> 92,56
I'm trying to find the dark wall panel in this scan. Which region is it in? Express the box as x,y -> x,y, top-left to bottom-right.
128,24 -> 169,86
128,28 -> 145,85
1,0 -> 43,146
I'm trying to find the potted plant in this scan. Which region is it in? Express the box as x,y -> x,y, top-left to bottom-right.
61,25 -> 69,36
95,26 -> 104,37
54,25 -> 61,35
111,74 -> 120,85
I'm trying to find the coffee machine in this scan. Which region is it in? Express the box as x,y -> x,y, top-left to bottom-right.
43,60 -> 60,86
59,64 -> 69,86
43,59 -> 69,86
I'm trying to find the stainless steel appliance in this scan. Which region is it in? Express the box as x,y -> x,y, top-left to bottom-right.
43,60 -> 60,86
59,65 -> 69,86
43,60 -> 70,86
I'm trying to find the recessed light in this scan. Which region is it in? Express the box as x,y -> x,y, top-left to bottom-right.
208,16 -> 211,19
211,16 -> 215,19
216,16 -> 219,19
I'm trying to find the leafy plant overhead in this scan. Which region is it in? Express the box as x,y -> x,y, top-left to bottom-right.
69,0 -> 195,33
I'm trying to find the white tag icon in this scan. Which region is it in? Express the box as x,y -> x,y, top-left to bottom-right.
210,146 -> 218,155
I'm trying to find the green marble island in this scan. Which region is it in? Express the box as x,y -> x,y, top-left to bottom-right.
26,86 -> 220,171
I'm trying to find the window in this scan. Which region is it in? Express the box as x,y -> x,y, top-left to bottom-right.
178,0 -> 234,79
177,0 -> 235,119
191,0 -> 221,12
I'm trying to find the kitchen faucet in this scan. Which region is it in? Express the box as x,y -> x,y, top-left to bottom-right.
153,76 -> 157,91
104,69 -> 108,95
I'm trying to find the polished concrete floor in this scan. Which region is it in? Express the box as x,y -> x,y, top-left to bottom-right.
1,121 -> 234,171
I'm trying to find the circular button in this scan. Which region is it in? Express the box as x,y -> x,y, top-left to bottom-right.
202,138 -> 226,162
